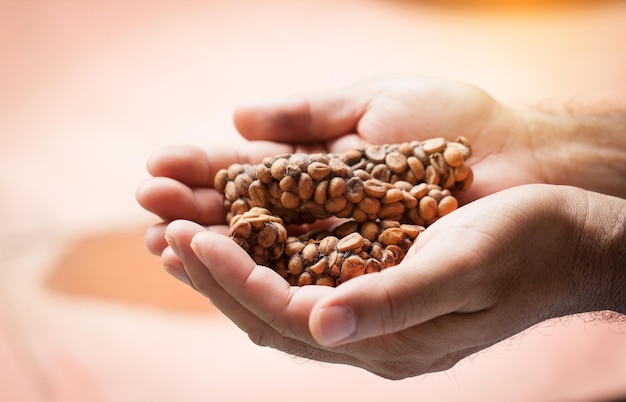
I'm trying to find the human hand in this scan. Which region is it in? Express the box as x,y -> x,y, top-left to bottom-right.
161,184 -> 626,379
136,75 -> 546,256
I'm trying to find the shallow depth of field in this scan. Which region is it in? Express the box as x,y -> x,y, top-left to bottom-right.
1,1 -> 625,401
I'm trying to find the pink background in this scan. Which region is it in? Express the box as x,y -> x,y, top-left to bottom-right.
2,1 -> 626,401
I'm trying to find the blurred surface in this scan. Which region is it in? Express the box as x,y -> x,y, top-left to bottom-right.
1,0 -> 626,401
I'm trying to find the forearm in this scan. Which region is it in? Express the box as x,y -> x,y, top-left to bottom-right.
523,108 -> 626,198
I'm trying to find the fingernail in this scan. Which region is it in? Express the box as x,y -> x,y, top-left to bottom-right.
164,264 -> 192,287
316,305 -> 356,346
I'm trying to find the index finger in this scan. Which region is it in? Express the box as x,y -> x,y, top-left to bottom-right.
146,142 -> 295,187
190,230 -> 334,344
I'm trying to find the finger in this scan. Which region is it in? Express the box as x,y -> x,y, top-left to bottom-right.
233,84 -> 372,143
167,221 -> 358,364
161,245 -> 192,286
146,143 -> 296,188
190,230 -> 333,343
136,177 -> 226,224
164,220 -> 264,323
144,222 -> 169,255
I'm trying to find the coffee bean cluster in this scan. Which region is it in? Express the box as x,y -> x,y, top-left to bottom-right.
214,137 -> 473,286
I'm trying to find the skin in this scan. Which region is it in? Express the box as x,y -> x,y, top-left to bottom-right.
135,75 -> 626,380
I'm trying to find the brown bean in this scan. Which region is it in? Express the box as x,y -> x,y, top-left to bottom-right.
341,256 -> 366,282
353,169 -> 371,181
334,220 -> 359,238
399,142 -> 414,156
456,168 -> 473,191
268,181 -> 281,200
422,137 -> 447,154
382,188 -> 404,204
230,199 -> 250,216
413,146 -> 430,166
309,258 -> 328,276
418,195 -> 438,222
401,224 -> 423,239
365,258 -> 382,274
453,164 -> 470,181
328,251 -> 343,277
229,219 -> 252,239
337,232 -> 365,252
378,227 -> 404,245
402,191 -> 418,209
427,188 -> 443,202
364,179 -> 388,198
280,191 -> 300,209
284,239 -> 306,256
319,236 -> 339,255
409,182 -> 429,199
315,276 -> 335,286
329,158 -> 351,177
279,175 -> 297,192
443,146 -> 465,167
360,221 -> 379,242
224,181 -> 238,202
214,169 -> 229,193
307,161 -> 331,181
429,152 -> 449,175
352,206 -> 369,223
297,272 -> 314,286
297,173 -> 315,200
345,177 -> 365,204
371,164 -> 391,182
456,136 -> 472,152
405,157 -> 424,182
270,158 -> 289,180
302,243 -> 319,263
385,151 -> 408,173
358,197 -> 381,215
440,171 -> 456,189
328,177 -> 346,198
310,153 -> 330,165
438,195 -> 458,216
425,165 -> 440,185
364,146 -> 386,163
227,163 -> 245,180
314,180 -> 329,205
341,149 -> 363,165
325,196 -> 348,213
379,202 -> 404,220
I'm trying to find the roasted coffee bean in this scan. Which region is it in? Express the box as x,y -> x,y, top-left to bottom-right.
328,177 -> 346,198
364,146 -> 387,163
422,137 -> 447,154
337,232 -> 365,252
438,195 -> 458,216
443,146 -> 465,167
418,195 -> 438,223
307,161 -> 331,180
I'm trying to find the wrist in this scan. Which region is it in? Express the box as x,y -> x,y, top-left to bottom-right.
519,107 -> 626,198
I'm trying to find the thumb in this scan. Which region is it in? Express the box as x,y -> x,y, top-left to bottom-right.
308,225 -> 480,347
233,83 -> 373,144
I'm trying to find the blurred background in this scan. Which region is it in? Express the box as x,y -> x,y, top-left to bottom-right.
1,0 -> 626,401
